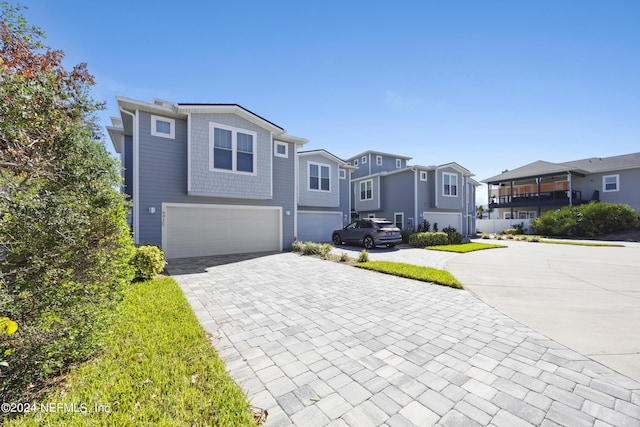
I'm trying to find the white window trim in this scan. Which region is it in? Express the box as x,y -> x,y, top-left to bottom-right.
151,115 -> 175,139
339,168 -> 346,180
419,171 -> 428,181
274,141 -> 288,158
376,155 -> 383,166
396,158 -> 402,168
394,212 -> 404,229
209,122 -> 258,175
443,172 -> 459,197
602,174 -> 619,192
360,179 -> 373,201
308,161 -> 331,192
354,159 -> 359,166
362,156 -> 367,164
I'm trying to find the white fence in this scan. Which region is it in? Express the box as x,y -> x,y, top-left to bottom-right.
476,218 -> 534,234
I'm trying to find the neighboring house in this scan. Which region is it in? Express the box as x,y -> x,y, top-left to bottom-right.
296,150 -> 356,242
483,152 -> 640,219
107,97 -> 308,259
346,151 -> 479,237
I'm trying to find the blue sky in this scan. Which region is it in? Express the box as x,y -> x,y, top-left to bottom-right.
22,0 -> 640,204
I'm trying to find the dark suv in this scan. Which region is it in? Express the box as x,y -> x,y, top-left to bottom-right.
332,218 -> 403,249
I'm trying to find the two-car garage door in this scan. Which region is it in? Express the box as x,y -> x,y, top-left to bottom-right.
162,204 -> 282,259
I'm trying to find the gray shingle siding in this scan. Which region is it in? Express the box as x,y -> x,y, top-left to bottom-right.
123,135 -> 133,201
188,113 -> 272,199
436,167 -> 464,210
298,154 -> 340,207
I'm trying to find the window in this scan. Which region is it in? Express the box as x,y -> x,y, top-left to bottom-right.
394,212 -> 404,229
420,171 -> 428,181
360,179 -> 373,200
209,122 -> 257,174
309,162 -> 330,191
354,159 -> 359,166
603,174 -> 619,192
274,141 -> 288,158
151,115 -> 175,139
443,172 -> 458,196
376,155 -> 382,166
339,168 -> 346,180
396,159 -> 402,168
362,156 -> 367,164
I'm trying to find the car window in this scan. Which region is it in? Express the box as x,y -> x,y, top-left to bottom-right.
345,222 -> 358,229
376,221 -> 394,227
362,221 -> 374,228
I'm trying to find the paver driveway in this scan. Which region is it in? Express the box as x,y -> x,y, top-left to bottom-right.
171,253 -> 640,426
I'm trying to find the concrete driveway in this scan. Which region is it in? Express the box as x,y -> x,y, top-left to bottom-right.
171,252 -> 640,426
444,239 -> 640,383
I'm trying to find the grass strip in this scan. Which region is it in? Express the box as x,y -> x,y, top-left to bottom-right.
425,243 -> 507,253
7,277 -> 256,427
355,261 -> 463,289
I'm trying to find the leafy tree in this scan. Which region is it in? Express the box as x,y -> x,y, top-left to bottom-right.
0,3 -> 134,403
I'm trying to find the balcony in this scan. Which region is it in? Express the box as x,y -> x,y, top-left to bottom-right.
489,190 -> 583,209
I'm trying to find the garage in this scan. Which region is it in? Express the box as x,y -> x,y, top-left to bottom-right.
162,203 -> 282,259
422,211 -> 462,232
297,211 -> 343,242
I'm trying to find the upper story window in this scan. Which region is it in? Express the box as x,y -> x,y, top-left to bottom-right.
603,174 -> 619,192
339,168 -> 346,180
443,172 -> 458,196
420,171 -> 428,181
360,179 -> 373,200
362,156 -> 368,164
309,162 -> 330,191
395,159 -> 402,168
151,115 -> 175,139
274,141 -> 288,158
354,159 -> 359,166
376,155 -> 383,166
209,122 -> 257,174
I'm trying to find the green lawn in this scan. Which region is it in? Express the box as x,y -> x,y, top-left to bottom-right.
539,239 -> 624,247
7,277 -> 256,427
355,261 -> 463,289
425,243 -> 507,253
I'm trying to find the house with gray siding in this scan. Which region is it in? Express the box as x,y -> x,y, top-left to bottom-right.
107,97 -> 308,259
346,151 -> 479,237
296,150 -> 356,242
484,152 -> 640,220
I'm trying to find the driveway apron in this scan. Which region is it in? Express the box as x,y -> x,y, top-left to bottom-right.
171,253 -> 640,426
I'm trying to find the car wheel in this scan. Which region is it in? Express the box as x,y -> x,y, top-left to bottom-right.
332,233 -> 342,245
363,236 -> 375,249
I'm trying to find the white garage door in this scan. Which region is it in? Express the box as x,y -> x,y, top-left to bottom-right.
423,212 -> 462,232
298,211 -> 343,242
163,204 -> 281,259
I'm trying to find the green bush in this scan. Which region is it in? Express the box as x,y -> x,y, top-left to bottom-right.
357,250 -> 370,263
0,7 -> 135,404
292,241 -> 332,258
481,232 -> 490,239
531,202 -> 640,237
502,228 -> 518,235
409,232 -> 449,247
131,245 -> 167,281
442,226 -> 463,244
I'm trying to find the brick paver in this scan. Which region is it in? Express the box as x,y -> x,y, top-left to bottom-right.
172,253 -> 640,426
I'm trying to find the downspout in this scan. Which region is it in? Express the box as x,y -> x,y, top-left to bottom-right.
293,144 -> 299,240
120,108 -> 139,245
567,172 -> 573,207
413,168 -> 418,232
510,180 -> 514,222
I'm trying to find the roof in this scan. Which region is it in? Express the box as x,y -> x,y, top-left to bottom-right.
482,152 -> 640,184
298,149 -> 357,169
346,150 -> 413,161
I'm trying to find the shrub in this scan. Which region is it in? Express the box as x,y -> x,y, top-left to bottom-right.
339,252 -> 349,263
357,250 -> 370,263
433,222 -> 439,232
417,220 -> 430,233
503,228 -> 518,236
131,245 -> 167,281
292,241 -> 332,258
531,202 -> 640,237
400,229 -> 412,243
481,233 -> 490,239
442,226 -> 463,244
0,7 -> 136,403
409,232 -> 449,247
